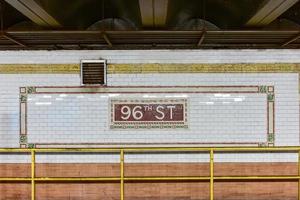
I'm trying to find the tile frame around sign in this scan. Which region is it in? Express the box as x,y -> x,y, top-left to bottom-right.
19,85 -> 275,148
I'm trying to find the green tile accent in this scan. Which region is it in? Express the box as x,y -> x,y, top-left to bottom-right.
20,94 -> 27,103
267,94 -> 275,101
268,133 -> 274,143
27,144 -> 35,149
259,86 -> 267,93
20,135 -> 27,144
27,87 -> 36,94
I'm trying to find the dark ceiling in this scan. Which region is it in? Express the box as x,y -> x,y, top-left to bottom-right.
33,0 -> 142,30
1,0 -> 300,49
167,0 -> 263,29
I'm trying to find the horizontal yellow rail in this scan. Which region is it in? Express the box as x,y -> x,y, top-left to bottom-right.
0,146 -> 300,200
1,146 -> 300,152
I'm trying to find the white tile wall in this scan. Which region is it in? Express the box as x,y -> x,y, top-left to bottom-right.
27,93 -> 267,144
1,50 -> 300,64
0,47 -> 299,164
0,72 -> 298,163
107,73 -> 299,147
0,74 -> 80,148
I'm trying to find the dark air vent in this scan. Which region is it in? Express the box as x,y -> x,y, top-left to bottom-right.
81,60 -> 106,85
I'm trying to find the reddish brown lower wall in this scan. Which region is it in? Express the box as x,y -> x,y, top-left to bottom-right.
0,163 -> 298,200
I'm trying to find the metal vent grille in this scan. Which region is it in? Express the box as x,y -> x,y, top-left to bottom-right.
81,60 -> 106,85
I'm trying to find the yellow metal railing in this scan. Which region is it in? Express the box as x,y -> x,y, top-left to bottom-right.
1,147 -> 300,200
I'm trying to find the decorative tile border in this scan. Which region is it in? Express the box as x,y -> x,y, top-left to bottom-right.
0,64 -> 79,73
19,85 -> 275,148
108,64 -> 300,74
1,63 -> 300,74
29,85 -> 261,93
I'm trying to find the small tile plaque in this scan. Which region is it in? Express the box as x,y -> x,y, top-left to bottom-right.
110,99 -> 188,129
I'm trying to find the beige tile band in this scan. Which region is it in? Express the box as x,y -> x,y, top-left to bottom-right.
0,63 -> 300,74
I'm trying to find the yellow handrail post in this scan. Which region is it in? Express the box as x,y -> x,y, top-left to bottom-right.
210,149 -> 214,200
31,150 -> 35,200
120,149 -> 125,200
298,151 -> 300,200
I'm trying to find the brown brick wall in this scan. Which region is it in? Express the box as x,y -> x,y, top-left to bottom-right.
0,163 -> 298,200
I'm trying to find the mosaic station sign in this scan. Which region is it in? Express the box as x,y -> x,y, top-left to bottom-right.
110,99 -> 188,129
